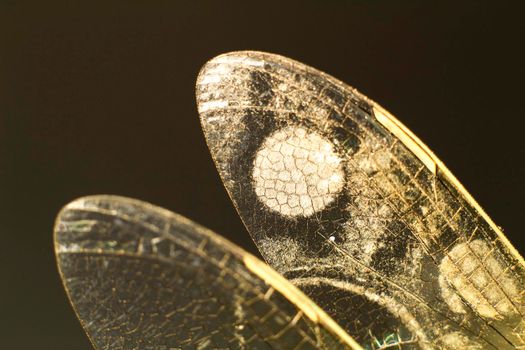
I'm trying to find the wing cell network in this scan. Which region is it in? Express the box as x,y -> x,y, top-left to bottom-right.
54,195 -> 360,350
196,51 -> 525,349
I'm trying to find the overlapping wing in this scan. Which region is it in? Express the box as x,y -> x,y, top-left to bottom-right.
54,195 -> 360,350
196,51 -> 525,349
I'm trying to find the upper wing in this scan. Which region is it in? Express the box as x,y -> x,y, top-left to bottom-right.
54,195 -> 360,350
196,51 -> 525,349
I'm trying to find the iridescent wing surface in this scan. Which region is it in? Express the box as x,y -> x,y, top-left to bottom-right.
196,51 -> 525,349
54,195 -> 361,350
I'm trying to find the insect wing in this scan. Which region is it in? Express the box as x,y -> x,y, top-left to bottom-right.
54,195 -> 360,350
196,51 -> 525,349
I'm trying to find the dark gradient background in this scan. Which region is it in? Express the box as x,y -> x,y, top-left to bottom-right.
1,1 -> 523,348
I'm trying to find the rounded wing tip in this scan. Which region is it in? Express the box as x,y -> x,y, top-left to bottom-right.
201,50 -> 275,64
197,50 -> 288,75
58,195 -> 96,213
53,196 -> 89,244
53,195 -> 202,248
196,50 -> 290,83
57,194 -> 147,216
196,50 -> 292,120
53,195 -> 134,244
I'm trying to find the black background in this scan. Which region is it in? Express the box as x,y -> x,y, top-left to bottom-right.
1,1 -> 523,348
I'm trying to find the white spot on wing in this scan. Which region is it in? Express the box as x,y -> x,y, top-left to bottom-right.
252,126 -> 344,217
439,239 -> 520,319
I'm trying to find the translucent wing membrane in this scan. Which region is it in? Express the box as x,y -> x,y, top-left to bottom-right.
196,51 -> 525,349
54,195 -> 360,350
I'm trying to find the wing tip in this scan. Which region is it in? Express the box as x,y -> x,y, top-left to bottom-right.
53,195 -> 142,251
196,50 -> 294,92
200,50 -> 284,66
54,195 -> 120,236
53,195 -> 217,255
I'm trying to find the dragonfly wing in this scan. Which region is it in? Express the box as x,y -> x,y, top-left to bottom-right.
196,51 -> 525,349
54,195 -> 360,350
